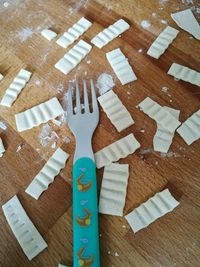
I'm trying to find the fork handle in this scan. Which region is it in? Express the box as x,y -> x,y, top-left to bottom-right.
73,157 -> 100,267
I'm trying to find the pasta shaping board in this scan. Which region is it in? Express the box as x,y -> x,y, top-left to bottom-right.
106,48 -> 137,85
94,133 -> 140,169
99,163 -> 129,216
25,148 -> 69,200
15,97 -> 64,132
55,40 -> 92,75
91,19 -> 130,48
98,90 -> 134,132
147,26 -> 179,59
176,109 -> 200,145
56,17 -> 92,48
0,69 -> 32,107
171,8 -> 200,40
41,29 -> 57,41
125,189 -> 179,233
2,195 -> 47,260
168,63 -> 200,87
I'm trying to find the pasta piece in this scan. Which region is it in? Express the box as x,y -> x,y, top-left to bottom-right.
2,195 -> 47,260
25,148 -> 69,200
91,19 -> 130,48
94,133 -> 140,169
125,189 -> 179,233
0,73 -> 4,81
15,97 -> 64,132
98,90 -> 134,132
106,48 -> 137,85
167,63 -> 200,87
58,265 -> 68,267
171,9 -> 200,40
0,69 -> 32,107
55,40 -> 92,75
147,26 -> 179,59
153,107 -> 180,153
41,29 -> 57,41
138,97 -> 181,132
56,17 -> 92,48
176,109 -> 200,145
99,163 -> 129,216
0,137 -> 5,157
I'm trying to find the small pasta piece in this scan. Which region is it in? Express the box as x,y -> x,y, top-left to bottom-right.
125,189 -> 179,233
99,163 -> 129,216
41,29 -> 57,41
94,133 -> 140,169
0,73 -> 4,81
98,90 -> 134,132
0,137 -> 5,157
2,195 -> 48,260
25,148 -> 69,200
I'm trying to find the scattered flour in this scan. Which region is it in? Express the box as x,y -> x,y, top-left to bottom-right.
160,151 -> 180,158
107,251 -> 111,255
86,60 -> 91,64
160,19 -> 168,25
115,252 -> 119,257
96,73 -> 115,95
182,0 -> 193,4
138,48 -> 143,53
0,121 -> 7,130
15,27 -> 34,42
3,2 -> 9,7
195,7 -> 200,14
16,144 -> 24,153
161,86 -> 169,93
141,20 -> 151,29
39,124 -> 59,147
152,12 -> 157,17
57,83 -> 65,93
63,136 -> 70,143
35,80 -> 41,86
140,147 -> 154,155
51,141 -> 56,149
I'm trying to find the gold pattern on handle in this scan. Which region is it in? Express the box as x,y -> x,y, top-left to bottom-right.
77,174 -> 92,192
77,247 -> 94,267
76,208 -> 91,226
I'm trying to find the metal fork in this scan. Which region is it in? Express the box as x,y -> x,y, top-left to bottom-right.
67,80 -> 100,267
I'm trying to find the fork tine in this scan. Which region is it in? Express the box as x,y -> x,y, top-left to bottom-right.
90,79 -> 98,111
75,80 -> 81,114
83,80 -> 90,113
67,81 -> 73,115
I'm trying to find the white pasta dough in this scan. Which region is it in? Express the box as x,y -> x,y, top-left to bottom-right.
99,163 -> 129,216
91,19 -> 130,48
25,148 -> 69,200
95,133 -> 140,169
41,29 -> 57,41
147,26 -> 179,59
55,40 -> 92,75
98,90 -> 134,132
15,97 -> 64,132
168,63 -> 200,87
0,137 -> 5,157
125,189 -> 179,233
106,48 -> 137,85
0,69 -> 32,107
2,195 -> 48,260
177,109 -> 200,145
56,17 -> 92,48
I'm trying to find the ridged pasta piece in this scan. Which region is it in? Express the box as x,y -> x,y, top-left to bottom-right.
0,73 -> 4,81
138,97 -> 181,132
55,40 -> 92,75
41,29 -> 57,41
171,8 -> 200,40
91,19 -> 130,48
0,69 -> 32,107
2,195 -> 48,260
167,63 -> 200,87
56,17 -> 92,48
25,148 -> 69,200
94,133 -> 140,169
15,97 -> 64,132
99,163 -> 129,216
176,109 -> 200,145
98,90 -> 134,132
153,107 -> 180,153
147,26 -> 179,59
125,189 -> 179,233
0,137 -> 5,156
106,48 -> 137,85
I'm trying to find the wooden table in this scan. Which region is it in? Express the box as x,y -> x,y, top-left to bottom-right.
0,0 -> 200,266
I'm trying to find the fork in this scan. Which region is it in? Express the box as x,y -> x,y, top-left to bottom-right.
67,80 -> 100,267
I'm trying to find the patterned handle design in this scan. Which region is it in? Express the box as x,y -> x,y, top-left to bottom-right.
73,157 -> 100,267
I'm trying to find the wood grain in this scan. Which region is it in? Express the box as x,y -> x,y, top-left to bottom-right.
0,0 -> 200,266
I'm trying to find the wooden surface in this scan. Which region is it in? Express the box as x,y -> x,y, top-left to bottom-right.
0,0 -> 200,266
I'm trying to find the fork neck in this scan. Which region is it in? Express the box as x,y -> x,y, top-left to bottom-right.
73,135 -> 95,163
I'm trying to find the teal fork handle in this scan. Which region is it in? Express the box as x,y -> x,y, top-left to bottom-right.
73,157 -> 100,267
